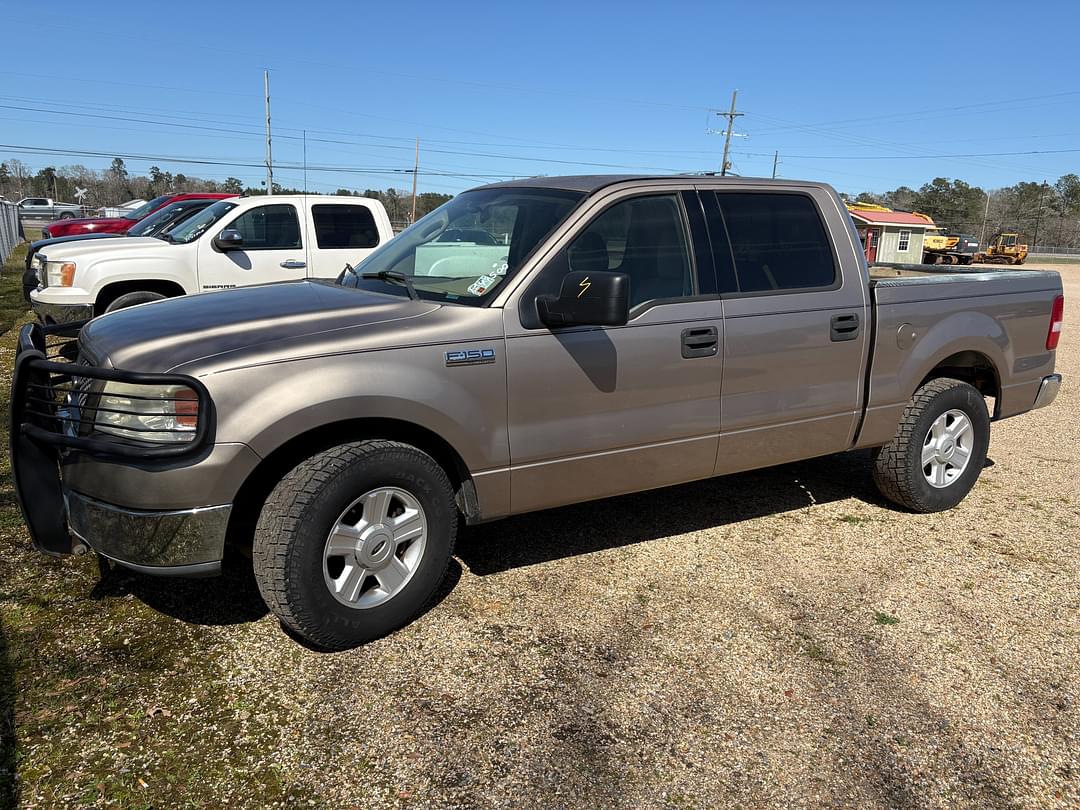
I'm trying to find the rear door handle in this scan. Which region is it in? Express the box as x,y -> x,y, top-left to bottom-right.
830,312 -> 860,341
681,326 -> 718,358
280,260 -> 306,269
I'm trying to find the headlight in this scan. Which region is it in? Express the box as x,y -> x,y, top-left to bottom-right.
93,382 -> 200,443
45,261 -> 76,287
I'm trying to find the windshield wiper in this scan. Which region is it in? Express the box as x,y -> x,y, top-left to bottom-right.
361,270 -> 418,301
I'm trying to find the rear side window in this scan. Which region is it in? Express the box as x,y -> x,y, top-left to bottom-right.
312,204 -> 379,249
712,193 -> 836,293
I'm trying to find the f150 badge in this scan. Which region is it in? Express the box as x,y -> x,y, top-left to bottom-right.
445,348 -> 496,366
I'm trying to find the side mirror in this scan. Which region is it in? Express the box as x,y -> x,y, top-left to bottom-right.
536,270 -> 630,328
213,228 -> 244,251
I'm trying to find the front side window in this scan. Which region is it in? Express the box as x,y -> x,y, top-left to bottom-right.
713,193 -> 836,292
229,204 -> 302,249
312,204 -> 379,249
537,194 -> 694,310
898,230 -> 911,252
337,187 -> 583,306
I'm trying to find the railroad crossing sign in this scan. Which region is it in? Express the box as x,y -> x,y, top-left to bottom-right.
74,187 -> 88,202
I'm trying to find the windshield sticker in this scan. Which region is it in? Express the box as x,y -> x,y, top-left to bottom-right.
467,274 -> 498,296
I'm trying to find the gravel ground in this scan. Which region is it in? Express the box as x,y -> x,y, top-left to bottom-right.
2,262 -> 1077,808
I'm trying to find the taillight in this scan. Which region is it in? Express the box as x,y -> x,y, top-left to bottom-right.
1046,295 -> 1064,350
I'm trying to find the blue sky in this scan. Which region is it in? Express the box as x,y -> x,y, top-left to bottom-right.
1,0 -> 1078,197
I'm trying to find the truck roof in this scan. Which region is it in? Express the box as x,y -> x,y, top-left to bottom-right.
474,174 -> 829,193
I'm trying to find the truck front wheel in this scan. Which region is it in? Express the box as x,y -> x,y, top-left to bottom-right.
104,290 -> 167,313
872,378 -> 990,513
252,440 -> 456,650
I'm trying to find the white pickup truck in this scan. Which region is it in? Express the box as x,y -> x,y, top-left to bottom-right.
30,195 -> 393,322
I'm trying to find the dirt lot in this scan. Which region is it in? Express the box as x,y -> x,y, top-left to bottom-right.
0,254 -> 1076,809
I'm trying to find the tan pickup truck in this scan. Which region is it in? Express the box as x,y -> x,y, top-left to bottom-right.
13,176 -> 1065,649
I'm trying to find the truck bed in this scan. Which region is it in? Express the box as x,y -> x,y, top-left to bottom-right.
857,263 -> 1063,449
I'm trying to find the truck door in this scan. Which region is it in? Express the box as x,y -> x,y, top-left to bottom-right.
304,201 -> 384,280
196,201 -> 309,292
504,190 -> 723,514
702,188 -> 870,473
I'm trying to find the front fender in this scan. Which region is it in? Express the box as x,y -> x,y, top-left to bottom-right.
85,256 -> 196,299
203,346 -> 511,515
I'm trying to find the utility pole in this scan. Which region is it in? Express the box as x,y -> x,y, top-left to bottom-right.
980,190 -> 992,248
718,90 -> 743,177
1032,180 -> 1050,250
264,70 -> 273,195
302,129 -> 308,194
771,150 -> 780,179
410,137 -> 420,224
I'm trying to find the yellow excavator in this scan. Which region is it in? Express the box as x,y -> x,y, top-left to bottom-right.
974,233 -> 1028,265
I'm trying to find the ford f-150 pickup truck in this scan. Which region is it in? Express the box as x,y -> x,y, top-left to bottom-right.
30,194 -> 393,321
12,175 -> 1065,650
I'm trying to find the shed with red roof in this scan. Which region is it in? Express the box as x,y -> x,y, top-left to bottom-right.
846,204 -> 936,263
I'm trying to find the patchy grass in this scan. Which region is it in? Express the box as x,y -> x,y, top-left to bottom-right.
837,514 -> 873,525
873,611 -> 900,626
0,249 -> 311,808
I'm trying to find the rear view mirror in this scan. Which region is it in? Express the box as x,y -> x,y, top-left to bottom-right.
536,271 -> 630,328
213,228 -> 244,251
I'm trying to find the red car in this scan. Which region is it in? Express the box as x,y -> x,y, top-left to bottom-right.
42,192 -> 236,238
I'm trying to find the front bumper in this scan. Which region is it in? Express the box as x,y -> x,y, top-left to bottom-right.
31,297 -> 95,325
67,491 -> 229,576
11,322 -> 225,576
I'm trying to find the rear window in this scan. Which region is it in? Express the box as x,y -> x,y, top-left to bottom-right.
312,204 -> 379,249
712,193 -> 836,293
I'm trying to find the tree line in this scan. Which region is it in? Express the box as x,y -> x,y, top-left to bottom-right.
843,174 -> 1080,248
0,158 -> 452,224
6,156 -> 1079,248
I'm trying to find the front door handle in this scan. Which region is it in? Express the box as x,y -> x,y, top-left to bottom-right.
280,260 -> 306,269
681,326 -> 718,358
830,312 -> 861,341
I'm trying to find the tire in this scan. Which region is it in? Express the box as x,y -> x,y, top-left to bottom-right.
103,290 -> 168,313
252,440 -> 456,650
872,378 -> 990,513
58,211 -> 75,219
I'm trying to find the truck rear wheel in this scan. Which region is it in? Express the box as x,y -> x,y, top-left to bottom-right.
252,440 -> 456,650
872,378 -> 989,513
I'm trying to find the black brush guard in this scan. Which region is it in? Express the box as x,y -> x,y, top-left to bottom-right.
10,321 -> 213,554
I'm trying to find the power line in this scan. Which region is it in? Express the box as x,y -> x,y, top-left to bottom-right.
734,147 -> 1080,160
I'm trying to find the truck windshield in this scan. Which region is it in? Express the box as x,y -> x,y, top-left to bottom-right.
122,195 -> 173,221
338,188 -> 584,305
165,200 -> 239,244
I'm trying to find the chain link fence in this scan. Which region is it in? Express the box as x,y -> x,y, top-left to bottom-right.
0,200 -> 24,267
1030,246 -> 1080,259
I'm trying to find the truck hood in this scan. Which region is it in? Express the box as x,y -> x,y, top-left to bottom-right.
38,236 -> 171,262
45,216 -> 134,237
79,280 -> 443,373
